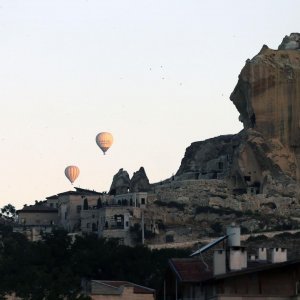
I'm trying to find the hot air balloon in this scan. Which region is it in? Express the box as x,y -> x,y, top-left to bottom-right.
96,132 -> 113,155
65,165 -> 80,184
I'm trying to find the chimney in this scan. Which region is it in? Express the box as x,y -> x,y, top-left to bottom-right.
229,247 -> 247,271
258,247 -> 267,261
226,225 -> 247,271
248,254 -> 257,261
213,249 -> 226,275
271,248 -> 287,263
226,224 -> 240,247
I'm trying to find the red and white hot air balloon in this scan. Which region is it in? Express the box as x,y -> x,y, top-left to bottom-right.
64,165 -> 80,184
96,132 -> 113,155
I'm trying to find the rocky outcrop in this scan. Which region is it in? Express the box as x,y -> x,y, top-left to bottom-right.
230,33 -> 300,180
176,33 -> 300,197
278,33 -> 300,50
231,41 -> 300,147
109,167 -> 151,194
147,34 -> 300,244
130,167 -> 151,192
176,134 -> 240,180
109,169 -> 130,195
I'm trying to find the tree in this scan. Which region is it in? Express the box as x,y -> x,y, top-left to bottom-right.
0,204 -> 16,220
83,198 -> 89,210
96,198 -> 102,209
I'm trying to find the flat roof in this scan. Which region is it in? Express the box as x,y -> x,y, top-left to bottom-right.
17,205 -> 58,213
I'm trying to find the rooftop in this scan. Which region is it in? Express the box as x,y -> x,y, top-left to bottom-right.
169,258 -> 212,282
17,205 -> 58,213
169,257 -> 300,284
90,280 -> 155,295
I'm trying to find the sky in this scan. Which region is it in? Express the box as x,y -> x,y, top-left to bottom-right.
0,0 -> 299,209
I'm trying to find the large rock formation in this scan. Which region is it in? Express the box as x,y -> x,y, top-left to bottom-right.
176,33 -> 300,196
109,167 -> 151,195
278,33 -> 300,50
147,34 -> 300,244
130,167 -> 151,192
109,169 -> 130,195
231,33 -> 300,180
176,134 -> 239,180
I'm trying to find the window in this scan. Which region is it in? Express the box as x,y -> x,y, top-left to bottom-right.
76,205 -> 82,213
87,223 -> 90,228
49,203 -> 53,208
141,198 -> 145,205
244,176 -> 251,182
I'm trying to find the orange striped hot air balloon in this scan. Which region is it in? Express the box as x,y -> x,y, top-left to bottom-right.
96,132 -> 113,155
65,165 -> 80,184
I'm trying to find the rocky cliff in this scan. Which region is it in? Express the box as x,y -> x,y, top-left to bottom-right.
176,33 -> 300,197
110,34 -> 300,244
231,33 -> 300,180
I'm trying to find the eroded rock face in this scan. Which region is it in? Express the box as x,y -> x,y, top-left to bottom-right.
278,33 -> 300,50
230,35 -> 300,152
176,34 -> 300,195
146,35 -> 300,243
109,168 -> 130,195
130,167 -> 151,192
176,134 -> 240,180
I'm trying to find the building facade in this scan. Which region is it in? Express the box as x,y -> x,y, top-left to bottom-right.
82,280 -> 155,300
14,204 -> 59,241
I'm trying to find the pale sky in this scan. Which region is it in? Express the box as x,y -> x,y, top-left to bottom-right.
0,0 -> 299,209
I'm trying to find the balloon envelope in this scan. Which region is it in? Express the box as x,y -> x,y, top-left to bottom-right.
96,132 -> 113,155
65,165 -> 80,184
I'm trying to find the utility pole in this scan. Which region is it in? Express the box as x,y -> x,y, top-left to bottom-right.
141,209 -> 144,245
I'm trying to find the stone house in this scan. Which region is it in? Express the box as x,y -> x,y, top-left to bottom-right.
162,225 -> 300,300
45,194 -> 59,208
163,257 -> 300,300
113,192 -> 148,208
14,204 -> 58,241
82,280 -> 155,300
14,188 -> 148,244
80,192 -> 149,245
57,188 -> 111,232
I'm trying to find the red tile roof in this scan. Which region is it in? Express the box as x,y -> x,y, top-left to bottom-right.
169,258 -> 213,282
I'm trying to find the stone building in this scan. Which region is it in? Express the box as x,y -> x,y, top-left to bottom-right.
81,192 -> 149,245
162,225 -> 300,300
45,194 -> 59,208
14,204 -> 58,241
14,188 -> 149,244
82,280 -> 155,300
56,188 -> 111,232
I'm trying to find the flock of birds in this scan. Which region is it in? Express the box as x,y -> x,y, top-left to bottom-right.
64,132 -> 113,184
